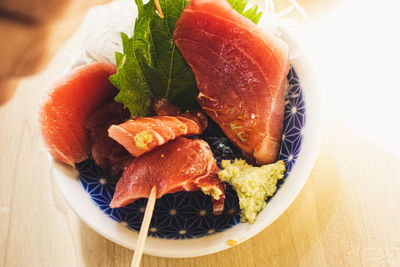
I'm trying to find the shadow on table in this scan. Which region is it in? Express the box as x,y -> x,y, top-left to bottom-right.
78,119 -> 400,266
79,221 -> 132,267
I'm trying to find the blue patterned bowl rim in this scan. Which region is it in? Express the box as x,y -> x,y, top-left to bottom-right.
50,27 -> 324,258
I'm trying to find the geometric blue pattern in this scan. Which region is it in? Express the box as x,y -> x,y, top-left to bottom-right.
279,67 -> 305,173
76,66 -> 305,239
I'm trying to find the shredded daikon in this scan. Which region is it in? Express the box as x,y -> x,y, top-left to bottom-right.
276,6 -> 294,18
288,0 -> 310,19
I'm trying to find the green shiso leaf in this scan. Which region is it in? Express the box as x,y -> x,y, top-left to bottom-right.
226,0 -> 263,24
110,0 -> 262,116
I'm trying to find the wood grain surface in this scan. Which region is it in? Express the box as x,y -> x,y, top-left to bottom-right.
1,36 -> 400,267
1,0 -> 400,266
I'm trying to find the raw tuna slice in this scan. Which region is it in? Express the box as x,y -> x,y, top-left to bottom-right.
85,101 -> 133,179
110,137 -> 225,214
39,62 -> 117,166
151,98 -> 209,131
108,115 -> 203,157
174,0 -> 290,164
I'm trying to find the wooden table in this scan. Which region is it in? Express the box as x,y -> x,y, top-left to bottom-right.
1,1 -> 400,266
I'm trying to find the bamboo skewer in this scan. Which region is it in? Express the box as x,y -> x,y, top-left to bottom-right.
130,1 -> 163,266
130,186 -> 157,267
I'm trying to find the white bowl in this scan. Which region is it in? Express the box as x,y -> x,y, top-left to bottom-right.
50,2 -> 324,258
51,36 -> 323,259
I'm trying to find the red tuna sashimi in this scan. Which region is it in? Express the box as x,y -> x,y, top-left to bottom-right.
174,0 -> 290,164
151,98 -> 209,131
85,102 -> 133,179
39,62 -> 117,166
108,115 -> 202,157
110,137 -> 225,214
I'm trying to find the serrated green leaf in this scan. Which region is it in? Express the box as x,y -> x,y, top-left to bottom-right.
109,0 -> 197,116
226,0 -> 263,24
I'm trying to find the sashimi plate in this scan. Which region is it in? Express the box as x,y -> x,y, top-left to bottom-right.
50,1 -> 323,258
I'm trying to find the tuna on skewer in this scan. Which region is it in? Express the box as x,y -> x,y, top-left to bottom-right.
110,137 -> 225,215
174,0 -> 290,165
109,98 -> 209,158
108,115 -> 203,157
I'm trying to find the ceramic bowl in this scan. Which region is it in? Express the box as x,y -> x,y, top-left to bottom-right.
50,3 -> 323,258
